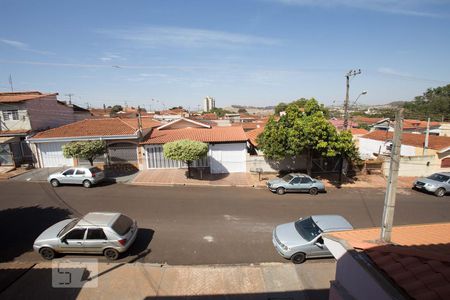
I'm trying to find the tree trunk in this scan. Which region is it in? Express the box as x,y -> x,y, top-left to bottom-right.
306,148 -> 312,176
88,158 -> 94,166
186,161 -> 192,178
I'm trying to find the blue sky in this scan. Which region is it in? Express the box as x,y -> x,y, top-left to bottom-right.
1,0 -> 449,110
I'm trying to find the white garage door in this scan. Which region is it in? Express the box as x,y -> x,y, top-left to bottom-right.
38,142 -> 73,167
210,143 -> 246,174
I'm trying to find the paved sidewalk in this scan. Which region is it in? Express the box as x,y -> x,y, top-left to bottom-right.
132,169 -> 255,187
132,169 -> 416,189
0,261 -> 334,300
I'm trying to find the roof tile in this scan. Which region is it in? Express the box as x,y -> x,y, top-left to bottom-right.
141,126 -> 247,144
0,91 -> 57,103
361,130 -> 450,151
31,118 -> 159,139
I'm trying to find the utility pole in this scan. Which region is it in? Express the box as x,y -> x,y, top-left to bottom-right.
381,108 -> 404,242
137,106 -> 143,134
8,74 -> 14,92
65,93 -> 74,105
343,69 -> 361,130
423,117 -> 430,155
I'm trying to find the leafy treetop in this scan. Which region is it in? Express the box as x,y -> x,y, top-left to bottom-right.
62,141 -> 106,166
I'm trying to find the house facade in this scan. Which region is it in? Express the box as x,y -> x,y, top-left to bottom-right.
27,118 -> 160,168
0,91 -> 91,166
140,118 -> 248,174
359,131 -> 450,176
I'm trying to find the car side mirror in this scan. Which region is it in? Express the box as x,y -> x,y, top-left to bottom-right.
315,242 -> 324,248
60,237 -> 68,244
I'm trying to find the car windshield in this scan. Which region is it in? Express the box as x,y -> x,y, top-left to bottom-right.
294,217 -> 323,242
427,174 -> 450,182
282,174 -> 294,182
112,214 -> 133,236
57,219 -> 79,237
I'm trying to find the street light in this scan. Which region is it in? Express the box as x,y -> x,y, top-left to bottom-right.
351,90 -> 368,107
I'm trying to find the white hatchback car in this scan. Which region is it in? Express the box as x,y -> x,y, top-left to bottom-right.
33,212 -> 138,260
48,167 -> 105,188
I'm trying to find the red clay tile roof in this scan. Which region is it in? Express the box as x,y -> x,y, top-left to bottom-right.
402,119 -> 441,129
141,126 -> 247,144
351,128 -> 369,135
31,118 -> 140,139
361,130 -> 450,151
246,127 -> 265,146
329,118 -> 358,128
0,91 -> 57,103
353,116 -> 385,124
120,117 -> 160,129
328,223 -> 450,300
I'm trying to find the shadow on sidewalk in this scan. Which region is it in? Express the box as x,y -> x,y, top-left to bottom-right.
143,289 -> 329,300
0,266 -> 85,300
0,206 -> 72,263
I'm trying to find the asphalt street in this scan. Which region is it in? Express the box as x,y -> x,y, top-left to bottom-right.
1,181 -> 449,265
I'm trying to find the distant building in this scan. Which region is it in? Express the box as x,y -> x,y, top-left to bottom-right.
203,96 -> 215,112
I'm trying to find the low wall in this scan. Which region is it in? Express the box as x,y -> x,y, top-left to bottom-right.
382,154 -> 449,177
246,155 -> 307,173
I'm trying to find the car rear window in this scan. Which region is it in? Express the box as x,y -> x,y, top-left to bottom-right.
111,215 -> 133,236
89,167 -> 102,173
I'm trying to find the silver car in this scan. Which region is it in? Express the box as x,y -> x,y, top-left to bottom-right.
272,215 -> 353,264
267,173 -> 326,195
413,172 -> 450,197
33,212 -> 138,260
48,167 -> 105,188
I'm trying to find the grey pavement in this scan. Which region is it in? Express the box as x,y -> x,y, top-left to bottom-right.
0,261 -> 334,300
10,167 -> 138,183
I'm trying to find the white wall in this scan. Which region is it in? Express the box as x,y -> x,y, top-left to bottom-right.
246,154 -> 307,173
382,154 -> 449,177
359,138 -> 416,159
0,103 -> 32,131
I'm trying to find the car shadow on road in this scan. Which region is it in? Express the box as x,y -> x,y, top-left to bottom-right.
126,228 -> 155,259
0,206 -> 72,263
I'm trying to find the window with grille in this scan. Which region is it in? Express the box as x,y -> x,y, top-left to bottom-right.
2,110 -> 19,121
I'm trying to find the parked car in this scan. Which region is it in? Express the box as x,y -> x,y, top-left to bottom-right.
272,215 -> 353,264
267,173 -> 325,195
33,212 -> 138,260
413,172 -> 450,197
48,167 -> 105,188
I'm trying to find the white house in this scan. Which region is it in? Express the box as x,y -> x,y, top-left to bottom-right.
140,118 -> 248,174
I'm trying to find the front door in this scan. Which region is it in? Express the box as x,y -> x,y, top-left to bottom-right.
60,168 -> 76,184
83,228 -> 109,253
287,177 -> 301,191
310,236 -> 330,257
59,228 -> 86,253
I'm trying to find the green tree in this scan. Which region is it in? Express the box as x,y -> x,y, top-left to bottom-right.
403,84 -> 450,121
274,98 -> 329,118
257,98 -> 358,175
274,102 -> 288,115
62,141 -> 107,166
238,108 -> 247,113
163,140 -> 209,178
208,107 -> 232,117
110,105 -> 123,117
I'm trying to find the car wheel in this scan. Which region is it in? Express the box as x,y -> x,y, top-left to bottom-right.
291,252 -> 306,264
104,248 -> 119,260
309,187 -> 318,195
435,188 -> 446,197
276,187 -> 285,195
40,247 -> 56,260
83,180 -> 92,188
50,179 -> 60,187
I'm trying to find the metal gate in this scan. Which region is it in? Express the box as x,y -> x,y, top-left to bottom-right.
108,143 -> 138,164
145,145 -> 209,169
0,143 -> 13,165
